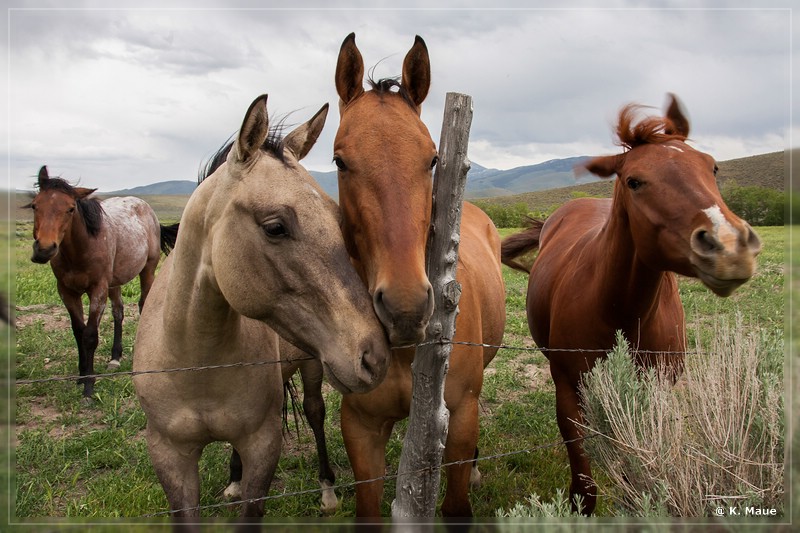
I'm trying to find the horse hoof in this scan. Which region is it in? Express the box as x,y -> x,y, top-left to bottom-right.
223,481 -> 241,501
106,359 -> 121,371
80,396 -> 94,407
319,480 -> 338,515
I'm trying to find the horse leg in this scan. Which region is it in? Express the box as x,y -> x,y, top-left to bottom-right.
138,256 -> 158,313
224,447 -> 243,501
58,286 -> 91,398
341,396 -> 394,518
299,359 -> 337,514
233,424 -> 282,522
441,396 -> 480,518
552,366 -> 596,515
107,286 -> 124,370
145,427 -> 202,528
78,286 -> 108,399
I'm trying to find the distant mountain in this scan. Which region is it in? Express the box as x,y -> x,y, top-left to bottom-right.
97,151 -> 784,201
104,180 -> 197,195
464,156 -> 595,198
309,170 -> 338,199
308,157 -> 597,200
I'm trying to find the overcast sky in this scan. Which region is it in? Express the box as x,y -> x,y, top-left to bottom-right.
3,1 -> 797,192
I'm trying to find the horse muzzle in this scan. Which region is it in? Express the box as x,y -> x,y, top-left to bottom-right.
31,241 -> 58,264
689,220 -> 762,297
372,283 -> 434,347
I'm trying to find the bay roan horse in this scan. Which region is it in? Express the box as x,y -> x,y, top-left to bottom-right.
501,94 -> 762,515
26,166 -> 178,399
334,33 -> 506,517
132,94 -> 391,523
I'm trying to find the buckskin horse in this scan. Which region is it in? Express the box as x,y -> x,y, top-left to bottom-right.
132,94 -> 390,524
25,166 -> 178,399
501,94 -> 762,514
333,33 -> 506,517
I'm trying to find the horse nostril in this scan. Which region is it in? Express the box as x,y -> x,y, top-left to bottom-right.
359,340 -> 387,385
745,225 -> 762,255
692,229 -> 721,255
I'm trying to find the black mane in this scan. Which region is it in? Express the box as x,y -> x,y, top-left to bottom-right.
198,121 -> 289,184
34,176 -> 104,236
367,76 -> 417,110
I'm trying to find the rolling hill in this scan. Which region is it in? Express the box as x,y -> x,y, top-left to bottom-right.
15,150 -> 785,223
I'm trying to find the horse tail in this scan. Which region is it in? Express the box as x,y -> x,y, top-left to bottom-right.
159,223 -> 180,255
501,216 -> 545,273
283,376 -> 303,438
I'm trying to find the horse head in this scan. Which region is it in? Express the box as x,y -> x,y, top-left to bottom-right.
28,166 -> 101,264
580,94 -> 762,296
334,33 -> 438,345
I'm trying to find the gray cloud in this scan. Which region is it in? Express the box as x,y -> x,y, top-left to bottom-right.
3,4 -> 796,192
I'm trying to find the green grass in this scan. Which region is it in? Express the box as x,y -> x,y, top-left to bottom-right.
9,221 -> 787,522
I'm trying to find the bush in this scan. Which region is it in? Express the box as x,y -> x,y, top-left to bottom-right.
578,323 -> 784,517
473,202 -> 531,228
721,182 -> 786,226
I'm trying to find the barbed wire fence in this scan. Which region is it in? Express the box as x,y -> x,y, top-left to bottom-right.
13,337 -> 696,518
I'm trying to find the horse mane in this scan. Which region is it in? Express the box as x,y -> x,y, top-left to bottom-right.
34,176 -> 104,236
615,104 -> 688,150
198,121 -> 289,184
367,76 -> 418,110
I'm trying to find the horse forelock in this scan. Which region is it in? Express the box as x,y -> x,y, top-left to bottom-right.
615,104 -> 687,151
367,77 -> 418,110
199,122 -> 290,184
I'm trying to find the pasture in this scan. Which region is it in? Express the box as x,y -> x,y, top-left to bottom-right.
8,216 -> 787,523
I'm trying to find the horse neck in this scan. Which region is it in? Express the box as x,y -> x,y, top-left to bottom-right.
162,183 -> 242,355
596,194 -> 671,321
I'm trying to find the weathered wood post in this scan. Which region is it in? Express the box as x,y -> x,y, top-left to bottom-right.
391,92 -> 473,520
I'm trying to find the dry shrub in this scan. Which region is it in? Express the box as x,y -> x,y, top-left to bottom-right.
579,318 -> 784,517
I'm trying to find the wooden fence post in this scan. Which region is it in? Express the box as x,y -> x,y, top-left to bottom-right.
391,92 -> 473,519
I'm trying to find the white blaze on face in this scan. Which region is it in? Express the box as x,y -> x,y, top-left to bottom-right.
703,204 -> 739,247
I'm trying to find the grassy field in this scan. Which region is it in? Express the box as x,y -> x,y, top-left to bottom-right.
7,217 -> 787,524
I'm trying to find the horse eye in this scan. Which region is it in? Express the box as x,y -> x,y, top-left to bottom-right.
333,156 -> 347,172
430,155 -> 439,170
626,177 -> 642,190
263,221 -> 288,238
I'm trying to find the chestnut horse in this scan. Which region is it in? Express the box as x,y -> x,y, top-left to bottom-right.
133,95 -> 390,524
501,94 -> 762,514
26,166 -> 178,399
334,33 -> 506,517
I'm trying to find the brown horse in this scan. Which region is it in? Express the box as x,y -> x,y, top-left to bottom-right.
334,33 -> 507,517
501,94 -> 762,514
25,166 -> 178,399
132,95 -> 391,524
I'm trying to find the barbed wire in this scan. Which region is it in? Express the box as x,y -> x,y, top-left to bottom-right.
15,338 -> 697,387
140,433 -> 600,518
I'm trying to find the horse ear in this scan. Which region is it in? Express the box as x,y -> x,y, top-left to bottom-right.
401,35 -> 431,108
235,94 -> 270,162
335,33 -> 365,107
73,187 -> 97,199
37,166 -> 49,187
664,93 -> 690,137
284,103 -> 329,161
577,154 -> 623,179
